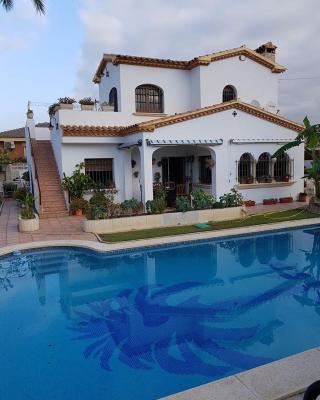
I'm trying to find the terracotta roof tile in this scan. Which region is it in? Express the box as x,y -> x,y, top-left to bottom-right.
0,127 -> 25,139
93,45 -> 286,83
61,100 -> 303,138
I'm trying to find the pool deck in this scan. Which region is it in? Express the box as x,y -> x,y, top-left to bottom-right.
160,347 -> 319,400
1,198 -> 319,400
0,199 -> 96,247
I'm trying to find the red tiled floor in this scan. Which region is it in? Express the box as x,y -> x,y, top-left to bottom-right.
0,199 -> 97,248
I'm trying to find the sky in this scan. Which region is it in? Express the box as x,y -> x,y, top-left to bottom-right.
0,0 -> 319,131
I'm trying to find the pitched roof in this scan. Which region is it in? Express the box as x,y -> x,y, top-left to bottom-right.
0,127 -> 25,139
61,100 -> 303,138
93,44 -> 286,83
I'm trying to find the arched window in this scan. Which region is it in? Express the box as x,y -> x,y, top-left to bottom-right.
135,84 -> 163,113
256,152 -> 271,183
274,153 -> 290,182
238,153 -> 253,184
109,87 -> 118,112
222,85 -> 237,102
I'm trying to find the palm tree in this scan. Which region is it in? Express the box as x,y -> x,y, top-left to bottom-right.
1,0 -> 45,13
273,116 -> 320,203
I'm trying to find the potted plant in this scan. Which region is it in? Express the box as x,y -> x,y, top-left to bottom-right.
69,197 -> 89,216
299,192 -> 307,202
61,163 -> 94,199
18,192 -> 39,232
246,175 -> 254,184
263,198 -> 278,205
79,97 -> 95,111
101,102 -> 114,112
58,97 -> 76,110
283,175 -> 290,182
279,196 -> 293,203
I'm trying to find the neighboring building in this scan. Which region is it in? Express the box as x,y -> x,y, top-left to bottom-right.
0,127 -> 26,160
0,127 -> 28,184
26,42 -> 304,217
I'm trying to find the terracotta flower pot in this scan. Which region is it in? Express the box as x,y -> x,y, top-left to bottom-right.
279,197 -> 293,204
75,209 -> 83,217
263,198 -> 278,205
243,200 -> 256,207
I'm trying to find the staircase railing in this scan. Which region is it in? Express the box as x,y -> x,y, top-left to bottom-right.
26,127 -> 42,211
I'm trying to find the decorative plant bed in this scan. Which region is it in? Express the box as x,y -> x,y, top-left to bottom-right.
243,200 -> 256,207
18,214 -> 39,232
82,206 -> 245,234
279,197 -> 293,204
263,198 -> 278,205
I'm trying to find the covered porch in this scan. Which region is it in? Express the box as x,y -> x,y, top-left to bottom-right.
124,139 -> 224,205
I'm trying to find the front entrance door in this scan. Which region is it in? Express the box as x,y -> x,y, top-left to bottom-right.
162,157 -> 186,206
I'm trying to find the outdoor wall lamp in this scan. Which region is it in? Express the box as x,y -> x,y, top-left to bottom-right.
49,116 -> 59,131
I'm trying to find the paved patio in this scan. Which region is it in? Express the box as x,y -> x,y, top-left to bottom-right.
0,199 -> 309,249
0,199 -> 96,248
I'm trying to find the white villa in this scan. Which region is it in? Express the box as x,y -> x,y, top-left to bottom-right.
26,42 -> 304,217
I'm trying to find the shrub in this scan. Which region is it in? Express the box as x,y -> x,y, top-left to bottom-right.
89,188 -> 108,209
13,187 -> 28,202
146,184 -> 167,214
48,102 -> 59,116
191,190 -> 215,210
61,163 -> 94,200
219,188 -> 244,208
121,198 -> 141,215
212,201 -> 225,209
86,205 -> 107,220
58,97 -> 76,104
79,97 -> 95,105
176,196 -> 192,212
20,192 -> 35,219
69,197 -> 89,214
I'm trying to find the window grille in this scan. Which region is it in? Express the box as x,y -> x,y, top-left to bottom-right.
237,153 -> 254,183
222,85 -> 237,102
135,84 -> 163,113
85,158 -> 114,188
256,153 -> 271,182
199,156 -> 212,184
274,153 -> 290,182
109,87 -> 118,112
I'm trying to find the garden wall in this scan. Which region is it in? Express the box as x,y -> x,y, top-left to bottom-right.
82,206 -> 244,234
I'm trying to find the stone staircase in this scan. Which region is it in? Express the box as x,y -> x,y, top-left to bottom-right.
31,140 -> 68,218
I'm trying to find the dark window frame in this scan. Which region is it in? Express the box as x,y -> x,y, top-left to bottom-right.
222,85 -> 237,102
135,84 -> 164,113
109,87 -> 118,112
238,153 -> 253,183
84,158 -> 114,189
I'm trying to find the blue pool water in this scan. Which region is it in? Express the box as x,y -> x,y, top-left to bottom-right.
1,227 -> 320,399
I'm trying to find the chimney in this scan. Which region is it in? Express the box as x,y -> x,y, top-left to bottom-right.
255,42 -> 277,62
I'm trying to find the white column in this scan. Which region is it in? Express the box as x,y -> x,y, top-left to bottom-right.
139,141 -> 154,205
123,149 -> 133,200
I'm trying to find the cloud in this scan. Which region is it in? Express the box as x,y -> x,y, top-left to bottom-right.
75,0 -> 320,122
0,0 -> 46,55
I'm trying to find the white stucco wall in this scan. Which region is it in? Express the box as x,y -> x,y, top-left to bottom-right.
118,64 -> 192,115
199,57 -> 279,110
98,62 -> 121,109
97,55 -> 280,115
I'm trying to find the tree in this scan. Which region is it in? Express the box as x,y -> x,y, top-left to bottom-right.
273,116 -> 320,202
1,0 -> 45,14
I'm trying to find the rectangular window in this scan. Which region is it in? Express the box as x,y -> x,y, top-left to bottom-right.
85,158 -> 114,188
199,156 -> 212,184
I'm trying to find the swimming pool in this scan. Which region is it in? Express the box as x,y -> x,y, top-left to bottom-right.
1,226 -> 320,399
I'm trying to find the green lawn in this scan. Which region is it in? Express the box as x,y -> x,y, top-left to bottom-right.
98,208 -> 319,243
